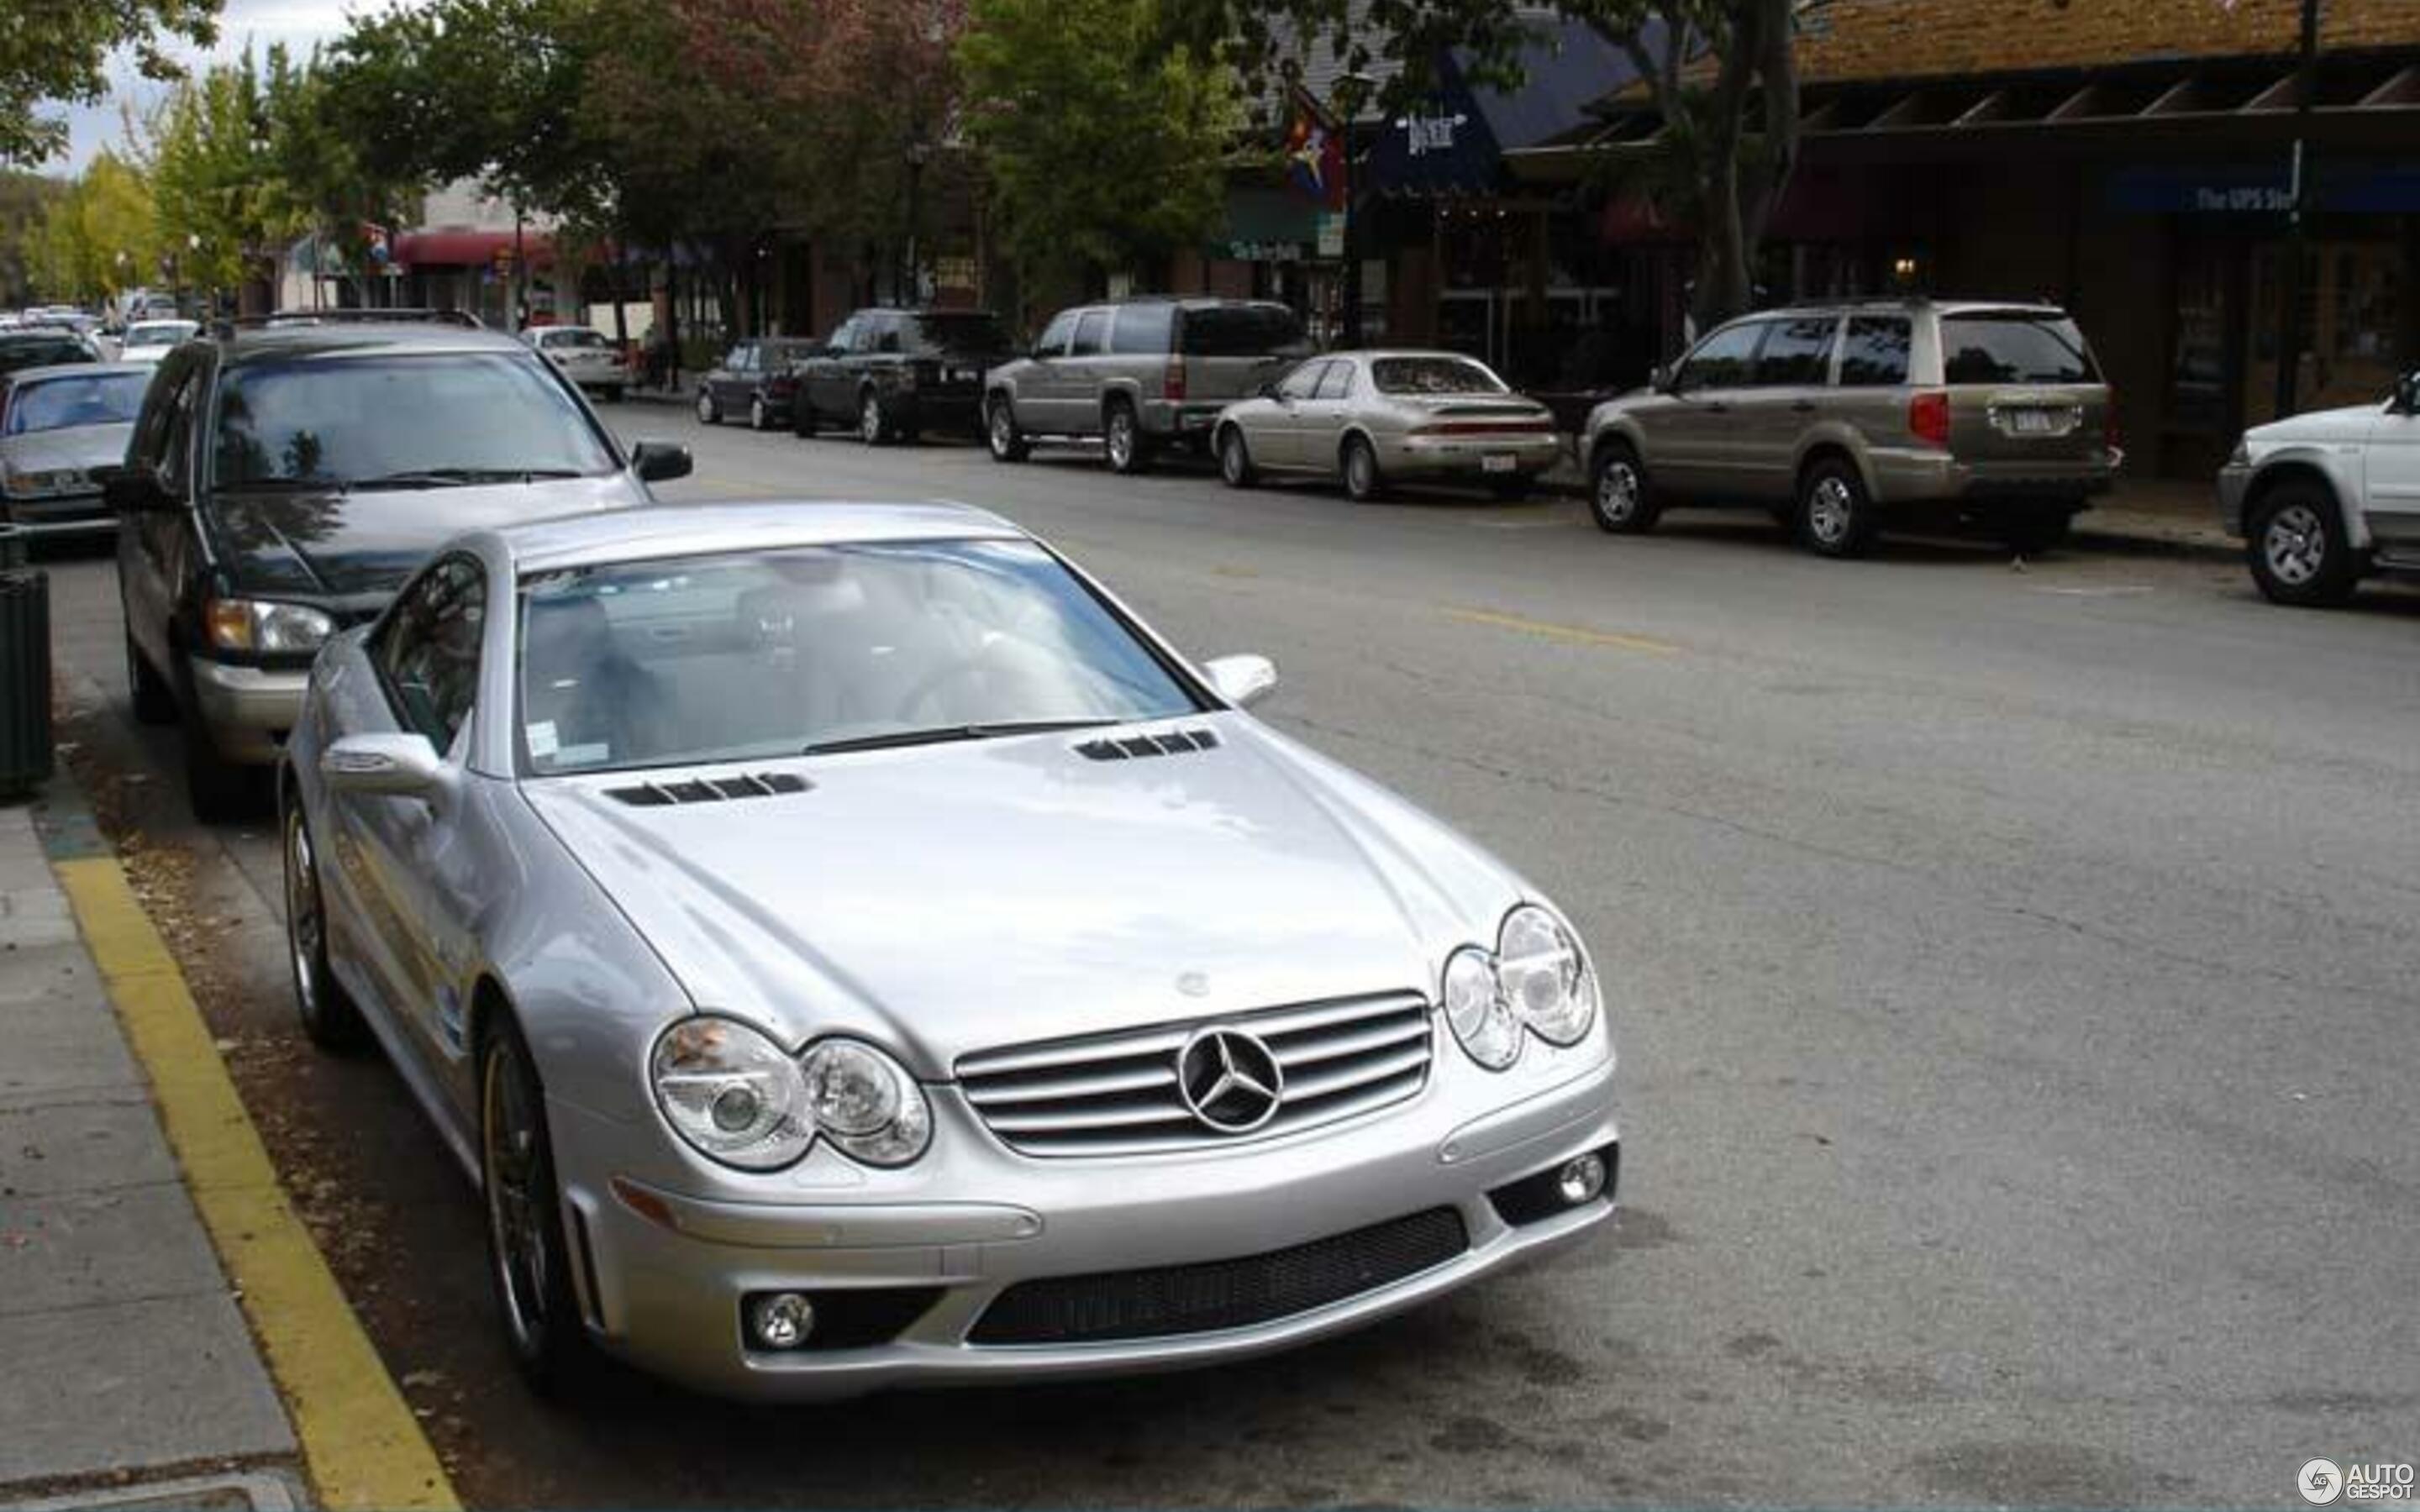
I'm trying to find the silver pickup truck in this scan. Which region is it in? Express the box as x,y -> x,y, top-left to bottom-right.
2218,370 -> 2420,606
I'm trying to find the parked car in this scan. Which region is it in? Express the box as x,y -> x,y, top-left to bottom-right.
108,316 -> 692,820
117,318 -> 200,365
278,497 -> 1620,1400
1581,298 -> 2119,558
1212,350 -> 1560,501
526,324 -> 628,402
696,338 -> 820,429
2217,367 -> 2420,606
787,307 -> 1015,444
984,297 -> 1310,474
0,327 -> 102,376
0,363 -> 152,528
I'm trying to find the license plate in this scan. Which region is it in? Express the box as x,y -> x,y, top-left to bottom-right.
2007,408 -> 2063,435
1482,454 -> 1517,474
954,367 -> 980,383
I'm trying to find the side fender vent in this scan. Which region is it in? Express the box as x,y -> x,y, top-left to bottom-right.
608,771 -> 811,806
1074,728 -> 1221,762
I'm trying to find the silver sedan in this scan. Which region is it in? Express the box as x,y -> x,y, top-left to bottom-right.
1212,349 -> 1564,502
281,501 -> 1619,1400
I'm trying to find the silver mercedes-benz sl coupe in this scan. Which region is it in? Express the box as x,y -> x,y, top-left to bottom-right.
281,500 -> 1620,1400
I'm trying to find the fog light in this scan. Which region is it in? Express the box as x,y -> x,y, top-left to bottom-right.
1556,1152 -> 1607,1206
748,1291 -> 815,1350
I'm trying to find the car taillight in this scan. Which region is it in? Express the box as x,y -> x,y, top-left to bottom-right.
1908,391 -> 1950,449
769,375 -> 796,396
1163,357 -> 1186,403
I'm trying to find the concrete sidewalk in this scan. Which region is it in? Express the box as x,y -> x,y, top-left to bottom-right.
0,797 -> 300,1508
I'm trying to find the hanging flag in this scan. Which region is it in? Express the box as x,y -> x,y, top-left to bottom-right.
1283,94 -> 1345,212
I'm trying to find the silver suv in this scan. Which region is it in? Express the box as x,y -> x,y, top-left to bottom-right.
1582,299 -> 2118,557
984,297 -> 1309,473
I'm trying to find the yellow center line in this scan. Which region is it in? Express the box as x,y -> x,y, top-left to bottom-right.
1445,606 -> 1681,655
54,857 -> 459,1512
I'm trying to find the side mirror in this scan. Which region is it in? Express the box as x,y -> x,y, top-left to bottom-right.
630,441 -> 693,483
320,732 -> 455,802
2395,370 -> 2420,416
1649,365 -> 1675,394
1203,653 -> 1278,710
97,465 -> 176,513
1258,381 -> 1281,401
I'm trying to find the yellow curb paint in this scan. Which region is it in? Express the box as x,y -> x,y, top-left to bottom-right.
54,856 -> 460,1512
1446,606 -> 1681,655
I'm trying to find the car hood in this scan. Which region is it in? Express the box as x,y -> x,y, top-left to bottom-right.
0,423 -> 132,476
209,472 -> 647,598
521,718 -> 1528,1076
2247,402 -> 2386,448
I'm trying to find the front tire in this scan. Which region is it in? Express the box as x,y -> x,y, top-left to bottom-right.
695,389 -> 719,426
1218,426 -> 1256,488
481,1015 -> 595,1396
986,396 -> 1028,462
283,798 -> 365,1053
859,391 -> 889,446
1796,458 -> 1880,559
1342,436 -> 1385,501
2248,482 -> 2360,607
748,396 -> 768,431
1590,444 -> 1660,533
1104,402 -> 1151,475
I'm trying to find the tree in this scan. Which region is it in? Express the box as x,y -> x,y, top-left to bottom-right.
1172,0 -> 1800,329
0,0 -> 223,165
27,151 -> 159,301
150,48 -> 334,310
0,171 -> 70,303
958,0 -> 1239,300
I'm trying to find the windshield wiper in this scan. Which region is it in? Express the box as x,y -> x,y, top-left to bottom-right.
351,467 -> 587,490
802,717 -> 1122,757
222,475 -> 347,493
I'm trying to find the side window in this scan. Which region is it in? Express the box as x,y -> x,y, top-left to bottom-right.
157,360 -> 201,494
1753,318 -> 1840,387
1277,360 -> 1328,401
1313,360 -> 1356,400
827,319 -> 860,354
1111,304 -> 1175,354
376,556 -> 487,755
1838,318 -> 1913,387
873,316 -> 903,354
1034,310 -> 1077,357
1071,311 -> 1109,358
1677,322 -> 1766,391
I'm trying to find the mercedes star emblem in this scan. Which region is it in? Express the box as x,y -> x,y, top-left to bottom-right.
1175,1026 -> 1285,1134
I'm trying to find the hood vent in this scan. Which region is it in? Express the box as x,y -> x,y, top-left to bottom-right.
608,771 -> 811,806
1074,728 -> 1220,763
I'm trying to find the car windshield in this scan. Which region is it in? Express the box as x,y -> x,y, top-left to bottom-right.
125,321 -> 196,347
909,312 -> 1009,351
1372,356 -> 1507,395
515,538 -> 1202,775
214,351 -> 616,487
0,338 -> 88,375
1180,306 -> 1307,357
544,328 -> 613,350
4,370 -> 149,433
1941,313 -> 2099,385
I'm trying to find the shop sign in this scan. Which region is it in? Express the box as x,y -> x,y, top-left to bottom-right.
1224,240 -> 1307,263
1402,112 -> 1470,158
1318,214 -> 1345,258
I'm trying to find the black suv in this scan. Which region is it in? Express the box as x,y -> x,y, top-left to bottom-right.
107,317 -> 692,818
787,307 -> 1016,444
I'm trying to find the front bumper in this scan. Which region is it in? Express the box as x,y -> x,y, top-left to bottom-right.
186,656 -> 308,764
2,490 -> 112,527
2216,462 -> 2254,537
1384,433 -> 1565,481
550,1047 -> 1620,1400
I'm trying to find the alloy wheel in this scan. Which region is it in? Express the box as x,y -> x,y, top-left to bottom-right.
989,404 -> 1015,458
1107,409 -> 1134,470
483,1037 -> 550,1357
2262,503 -> 2327,586
750,396 -> 766,431
1597,460 -> 1642,524
1807,475 -> 1855,546
694,391 -> 714,424
860,393 -> 884,444
1220,430 -> 1249,486
283,808 -> 324,1027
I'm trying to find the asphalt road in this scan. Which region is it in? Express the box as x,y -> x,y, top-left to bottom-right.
39,410 -> 2420,1509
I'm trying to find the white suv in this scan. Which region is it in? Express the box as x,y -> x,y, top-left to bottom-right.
2218,370 -> 2420,606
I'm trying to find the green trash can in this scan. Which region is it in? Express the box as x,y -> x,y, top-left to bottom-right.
0,568 -> 54,799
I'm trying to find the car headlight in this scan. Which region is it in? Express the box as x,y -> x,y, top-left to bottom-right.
3,467 -> 76,499
651,1016 -> 814,1170
802,1038 -> 931,1167
203,597 -> 337,654
1442,906 -> 1601,1069
650,1019 -> 932,1171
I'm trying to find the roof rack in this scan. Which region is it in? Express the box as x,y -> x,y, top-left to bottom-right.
214,308 -> 487,336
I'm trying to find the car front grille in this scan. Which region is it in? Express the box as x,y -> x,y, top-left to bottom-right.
967,1205 -> 1469,1346
955,991 -> 1434,1158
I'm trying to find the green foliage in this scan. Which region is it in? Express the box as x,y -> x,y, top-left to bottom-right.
26,152 -> 158,299
959,0 -> 1240,288
0,0 -> 223,165
0,171 -> 71,303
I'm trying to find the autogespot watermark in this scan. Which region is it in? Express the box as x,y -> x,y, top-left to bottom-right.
2301,1458 -> 2416,1505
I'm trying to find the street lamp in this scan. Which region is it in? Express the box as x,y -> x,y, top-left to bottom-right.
1334,70 -> 1376,348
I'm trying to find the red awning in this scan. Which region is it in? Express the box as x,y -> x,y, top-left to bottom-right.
392,229 -> 555,269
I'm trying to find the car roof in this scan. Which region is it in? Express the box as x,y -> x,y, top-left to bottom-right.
1743,297 -> 2071,318
2,361 -> 139,384
215,322 -> 534,367
492,501 -> 1028,574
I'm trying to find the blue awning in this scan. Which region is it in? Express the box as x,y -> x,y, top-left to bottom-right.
1367,19 -> 1652,198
